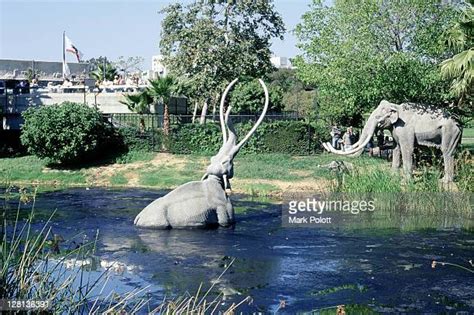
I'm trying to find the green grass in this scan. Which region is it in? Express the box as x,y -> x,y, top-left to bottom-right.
0,156 -> 86,185
114,150 -> 155,164
0,149 -> 471,195
138,165 -> 199,187
334,167 -> 403,193
235,153 -> 384,181
462,127 -> 474,138
109,172 -> 129,185
239,183 -> 280,196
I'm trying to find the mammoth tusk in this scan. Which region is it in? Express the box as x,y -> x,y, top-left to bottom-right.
223,174 -> 232,192
346,150 -> 364,157
225,105 -> 232,125
223,174 -> 228,190
234,79 -> 269,152
201,173 -> 208,181
220,79 -> 239,144
323,135 -> 369,156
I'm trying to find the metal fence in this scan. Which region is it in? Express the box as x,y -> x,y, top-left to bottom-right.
105,111 -> 302,131
103,111 -> 305,152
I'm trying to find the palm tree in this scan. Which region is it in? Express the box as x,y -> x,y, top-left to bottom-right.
90,63 -> 118,83
147,76 -> 177,136
119,91 -> 153,131
440,0 -> 473,107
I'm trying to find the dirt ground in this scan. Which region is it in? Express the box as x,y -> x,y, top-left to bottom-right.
84,153 -> 332,196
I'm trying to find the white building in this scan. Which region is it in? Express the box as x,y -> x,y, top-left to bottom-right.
270,56 -> 293,69
151,55 -> 168,78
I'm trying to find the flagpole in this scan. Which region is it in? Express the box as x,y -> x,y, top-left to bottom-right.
62,31 -> 66,79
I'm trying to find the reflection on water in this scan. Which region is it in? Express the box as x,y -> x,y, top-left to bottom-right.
3,187 -> 473,313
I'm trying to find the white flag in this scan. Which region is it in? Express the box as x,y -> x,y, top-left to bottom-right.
65,35 -> 84,62
62,61 -> 70,78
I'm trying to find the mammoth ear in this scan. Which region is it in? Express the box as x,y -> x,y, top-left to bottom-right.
389,106 -> 399,124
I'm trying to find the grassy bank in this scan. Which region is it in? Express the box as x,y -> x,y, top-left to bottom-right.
0,149 -> 472,196
0,152 -> 385,195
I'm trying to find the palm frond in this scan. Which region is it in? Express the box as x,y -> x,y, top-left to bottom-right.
120,91 -> 152,114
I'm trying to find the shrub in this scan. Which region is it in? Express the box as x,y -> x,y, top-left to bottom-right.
168,123 -> 223,154
21,102 -> 118,165
167,120 -> 322,155
118,127 -> 162,152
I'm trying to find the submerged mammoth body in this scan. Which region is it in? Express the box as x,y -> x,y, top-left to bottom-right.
323,100 -> 462,182
134,177 -> 233,229
134,78 -> 269,229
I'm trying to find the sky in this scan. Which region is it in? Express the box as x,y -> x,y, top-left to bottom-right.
0,0 -> 312,69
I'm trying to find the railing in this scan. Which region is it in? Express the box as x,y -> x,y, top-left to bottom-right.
105,112 -> 302,130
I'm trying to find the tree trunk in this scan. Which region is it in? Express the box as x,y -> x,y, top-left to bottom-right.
212,102 -> 217,121
199,100 -> 208,125
212,92 -> 219,121
139,116 -> 145,133
163,103 -> 170,136
192,102 -> 198,124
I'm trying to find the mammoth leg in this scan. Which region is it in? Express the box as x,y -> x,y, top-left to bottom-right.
392,143 -> 401,170
441,126 -> 462,183
400,140 -> 414,179
217,199 -> 235,227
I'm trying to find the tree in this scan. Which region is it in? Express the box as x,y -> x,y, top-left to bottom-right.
440,0 -> 473,109
113,56 -> 145,76
229,79 -> 283,114
119,91 -> 153,131
147,76 -> 178,135
159,0 -> 285,124
294,0 -> 458,126
90,62 -> 118,83
267,68 -> 316,117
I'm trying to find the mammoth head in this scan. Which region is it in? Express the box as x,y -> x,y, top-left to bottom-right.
202,78 -> 269,190
374,100 -> 399,128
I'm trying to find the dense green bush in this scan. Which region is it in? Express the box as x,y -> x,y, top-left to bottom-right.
21,102 -> 118,165
168,123 -> 222,154
118,127 -> 162,152
167,120 -> 324,155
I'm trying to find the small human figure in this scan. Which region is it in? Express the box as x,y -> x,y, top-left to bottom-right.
118,75 -> 126,85
349,127 -> 358,144
342,127 -> 353,151
113,75 -> 120,85
330,124 -> 342,149
366,136 -> 374,157
62,78 -> 72,87
376,129 -> 384,148
31,77 -> 39,88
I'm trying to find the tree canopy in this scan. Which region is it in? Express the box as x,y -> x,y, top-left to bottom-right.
440,0 -> 473,109
294,0 -> 459,126
229,79 -> 283,114
159,0 -> 285,117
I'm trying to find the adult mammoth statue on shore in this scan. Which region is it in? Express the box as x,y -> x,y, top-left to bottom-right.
323,100 -> 462,183
134,78 -> 269,229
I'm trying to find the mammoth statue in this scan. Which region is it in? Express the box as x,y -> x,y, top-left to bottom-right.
323,100 -> 462,183
134,78 -> 269,228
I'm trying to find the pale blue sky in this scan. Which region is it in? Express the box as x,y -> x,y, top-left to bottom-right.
0,0 -> 312,68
